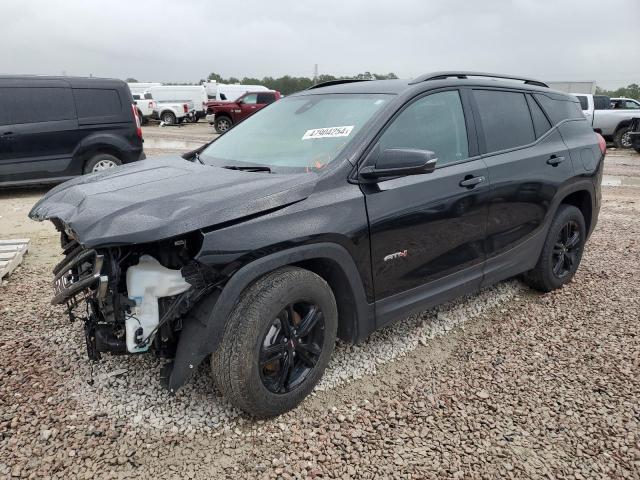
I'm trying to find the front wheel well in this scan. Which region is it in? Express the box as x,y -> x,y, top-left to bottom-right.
560,190 -> 592,234
77,146 -> 123,170
292,258 -> 359,343
614,120 -> 632,133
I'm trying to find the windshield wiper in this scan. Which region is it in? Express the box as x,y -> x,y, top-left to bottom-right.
222,165 -> 272,173
193,152 -> 205,165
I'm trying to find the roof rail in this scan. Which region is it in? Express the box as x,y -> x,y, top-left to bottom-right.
307,79 -> 370,90
409,71 -> 548,88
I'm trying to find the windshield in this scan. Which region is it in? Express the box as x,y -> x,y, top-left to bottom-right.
200,93 -> 391,172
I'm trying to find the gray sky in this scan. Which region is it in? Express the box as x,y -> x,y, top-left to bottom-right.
1,0 -> 638,89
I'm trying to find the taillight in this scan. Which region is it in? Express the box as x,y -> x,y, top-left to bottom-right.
183,104 -> 189,113
131,104 -> 142,139
596,132 -> 606,155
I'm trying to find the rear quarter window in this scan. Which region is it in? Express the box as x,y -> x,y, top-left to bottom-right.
534,94 -> 584,125
473,90 -> 535,152
73,88 -> 122,119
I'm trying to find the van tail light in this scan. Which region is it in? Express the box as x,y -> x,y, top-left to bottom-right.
183,103 -> 189,113
131,104 -> 142,139
596,132 -> 606,155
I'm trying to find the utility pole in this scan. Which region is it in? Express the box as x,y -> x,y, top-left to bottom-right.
313,64 -> 318,84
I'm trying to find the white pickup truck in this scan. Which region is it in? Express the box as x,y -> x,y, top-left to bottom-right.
131,92 -> 156,125
573,94 -> 640,148
151,101 -> 195,126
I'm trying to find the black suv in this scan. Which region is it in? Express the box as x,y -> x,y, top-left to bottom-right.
0,76 -> 144,187
30,72 -> 603,417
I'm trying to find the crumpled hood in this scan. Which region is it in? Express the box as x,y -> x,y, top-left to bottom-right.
29,156 -> 317,247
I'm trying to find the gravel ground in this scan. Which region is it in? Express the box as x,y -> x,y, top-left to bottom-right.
1,148 -> 639,479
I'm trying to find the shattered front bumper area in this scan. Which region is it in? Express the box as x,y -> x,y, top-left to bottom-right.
52,245 -> 107,307
51,232 -> 221,375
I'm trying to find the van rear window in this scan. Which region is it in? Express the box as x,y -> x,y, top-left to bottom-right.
73,88 -> 122,118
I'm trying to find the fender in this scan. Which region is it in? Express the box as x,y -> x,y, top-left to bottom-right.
614,119 -> 632,134
166,242 -> 373,393
72,132 -> 132,164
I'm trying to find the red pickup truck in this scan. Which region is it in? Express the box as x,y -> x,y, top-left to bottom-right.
206,91 -> 281,133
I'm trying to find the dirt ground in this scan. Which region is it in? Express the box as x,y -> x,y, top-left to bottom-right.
1,134 -> 639,478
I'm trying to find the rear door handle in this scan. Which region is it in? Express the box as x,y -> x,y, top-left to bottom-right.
547,155 -> 565,166
459,175 -> 485,188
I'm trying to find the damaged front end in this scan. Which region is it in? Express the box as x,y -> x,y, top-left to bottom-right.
52,226 -> 220,365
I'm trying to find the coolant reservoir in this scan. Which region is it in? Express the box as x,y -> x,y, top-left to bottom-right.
125,255 -> 191,353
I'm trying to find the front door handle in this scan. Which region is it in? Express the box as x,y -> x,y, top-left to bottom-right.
459,175 -> 485,188
547,155 -> 565,166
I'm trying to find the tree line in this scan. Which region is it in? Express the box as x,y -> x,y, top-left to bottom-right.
595,83 -> 640,99
127,72 -> 399,95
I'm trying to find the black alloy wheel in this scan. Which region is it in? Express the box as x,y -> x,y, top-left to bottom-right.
551,220 -> 581,279
523,204 -> 586,292
259,301 -> 325,394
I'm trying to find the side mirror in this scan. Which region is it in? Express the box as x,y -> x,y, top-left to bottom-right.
359,148 -> 437,180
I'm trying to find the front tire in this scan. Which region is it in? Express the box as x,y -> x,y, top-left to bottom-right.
523,205 -> 586,292
613,127 -> 632,149
211,267 -> 338,417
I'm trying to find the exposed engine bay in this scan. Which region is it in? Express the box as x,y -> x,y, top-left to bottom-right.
52,226 -> 220,362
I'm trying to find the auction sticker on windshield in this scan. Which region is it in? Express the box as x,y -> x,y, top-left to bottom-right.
302,126 -> 354,140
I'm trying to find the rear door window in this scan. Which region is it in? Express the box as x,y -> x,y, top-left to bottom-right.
73,88 -> 122,119
378,90 -> 468,166
0,87 -> 75,125
257,93 -> 276,104
473,90 -> 535,152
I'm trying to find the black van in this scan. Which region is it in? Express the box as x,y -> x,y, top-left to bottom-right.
0,76 -> 144,187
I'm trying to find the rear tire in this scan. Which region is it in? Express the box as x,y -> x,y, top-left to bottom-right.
214,116 -> 233,134
613,127 -> 632,149
523,205 -> 586,292
211,267 -> 338,417
161,111 -> 176,125
83,153 -> 122,174
635,148 -> 640,154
